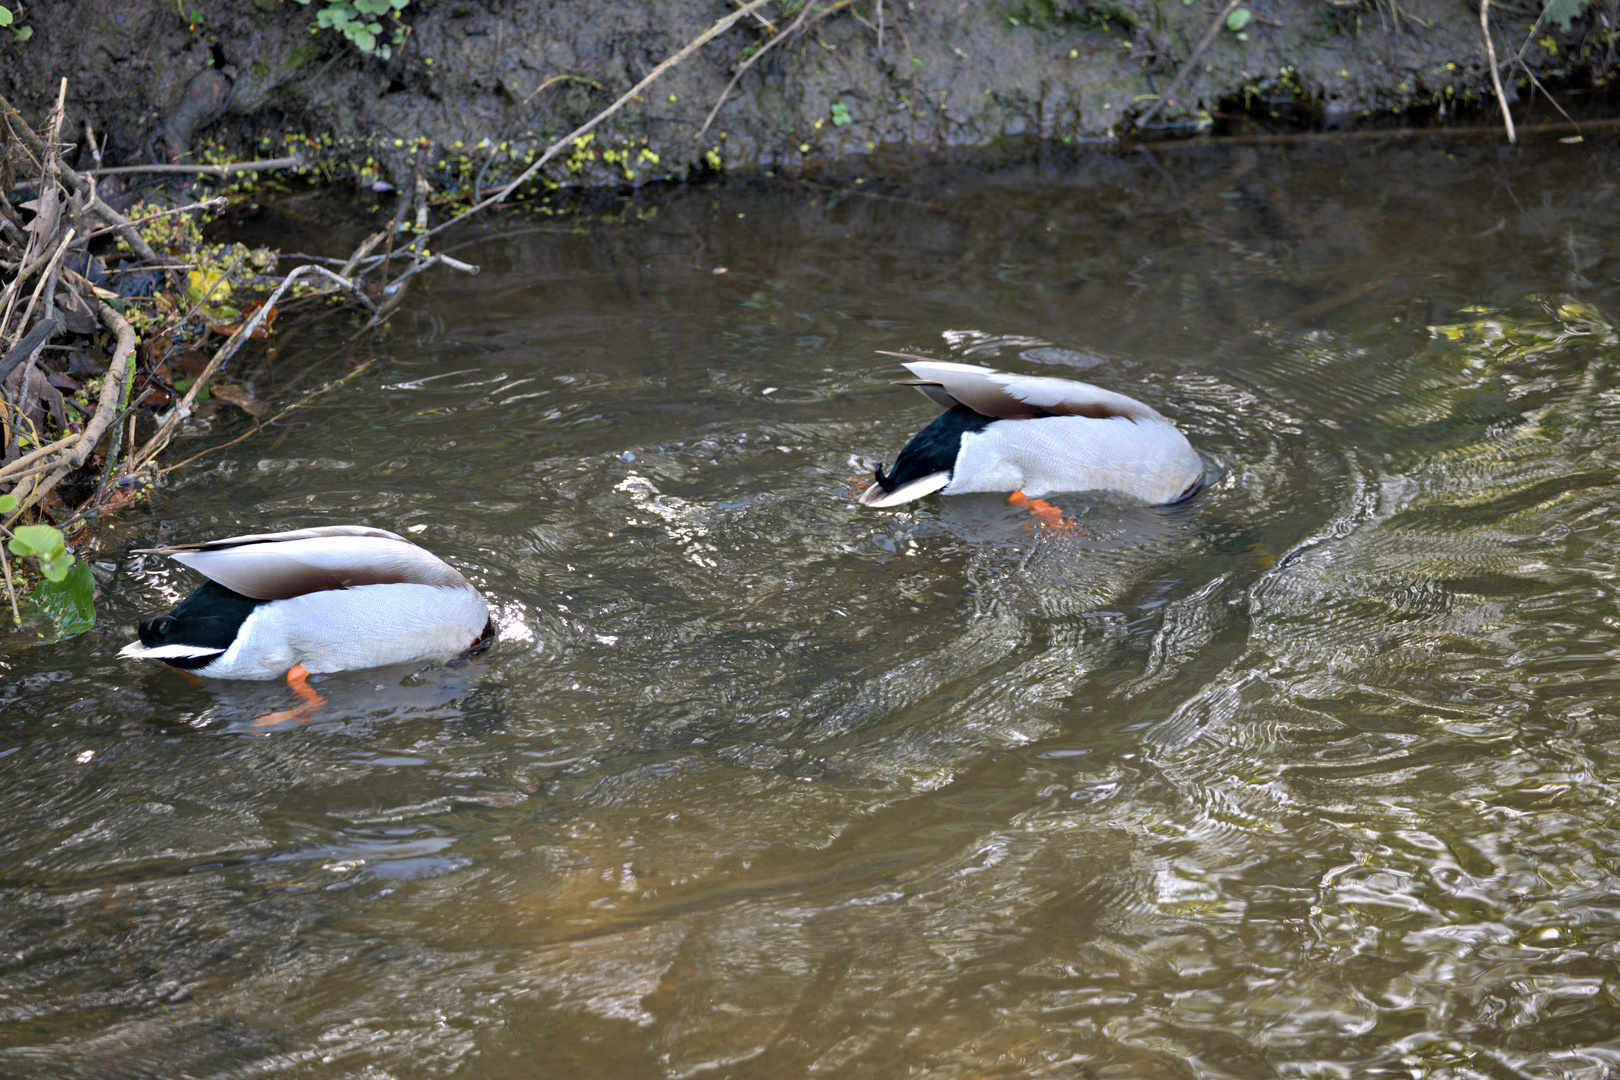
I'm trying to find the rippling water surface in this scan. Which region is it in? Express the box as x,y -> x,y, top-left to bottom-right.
6,136 -> 1620,1078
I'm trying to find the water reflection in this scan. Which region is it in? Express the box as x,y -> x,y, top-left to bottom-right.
5,135 -> 1620,1077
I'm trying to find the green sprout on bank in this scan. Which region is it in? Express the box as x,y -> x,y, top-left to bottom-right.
0,5 -> 33,43
1,494 -> 93,637
830,101 -> 853,126
295,0 -> 409,58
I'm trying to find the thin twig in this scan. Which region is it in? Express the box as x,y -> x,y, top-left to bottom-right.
128,263 -> 375,470
521,73 -> 596,109
1132,0 -> 1245,132
157,358 -> 381,475
359,253 -> 478,336
0,301 -> 136,525
83,197 -> 228,241
339,232 -> 388,279
698,0 -> 826,142
84,155 -> 304,177
172,250 -> 246,331
1135,114 -> 1620,149
0,89 -> 163,264
1482,0 -> 1517,143
1518,63 -> 1579,130
403,0 -> 773,254
733,0 -> 778,33
0,539 -> 19,626
1511,0 -> 1554,64
11,230 -> 76,354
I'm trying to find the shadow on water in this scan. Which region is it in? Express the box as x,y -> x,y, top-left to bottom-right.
5,134 -> 1620,1078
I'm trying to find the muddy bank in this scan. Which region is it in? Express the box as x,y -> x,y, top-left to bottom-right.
2,0 -> 1616,190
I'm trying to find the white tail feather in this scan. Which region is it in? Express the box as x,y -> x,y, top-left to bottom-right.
119,641 -> 224,661
859,472 -> 951,507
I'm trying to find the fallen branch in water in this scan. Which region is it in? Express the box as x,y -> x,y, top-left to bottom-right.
125,263 -> 380,473
1136,114 -> 1620,150
154,357 -> 382,477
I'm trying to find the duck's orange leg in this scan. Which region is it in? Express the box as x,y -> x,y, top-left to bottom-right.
252,664 -> 327,728
286,664 -> 326,708
1009,490 -> 1079,532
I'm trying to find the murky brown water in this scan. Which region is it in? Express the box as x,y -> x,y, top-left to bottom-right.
6,134 -> 1620,1078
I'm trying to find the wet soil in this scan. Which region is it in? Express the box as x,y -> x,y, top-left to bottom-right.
2,0 -> 1615,192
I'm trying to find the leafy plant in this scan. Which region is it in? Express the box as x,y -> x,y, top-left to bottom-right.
295,0 -> 409,58
9,523 -> 73,582
830,101 -> 852,127
0,494 -> 93,636
28,562 -> 95,636
1542,0 -> 1588,30
0,4 -> 31,42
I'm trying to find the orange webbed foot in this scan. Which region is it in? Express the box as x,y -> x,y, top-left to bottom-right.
1009,490 -> 1080,533
251,664 -> 327,729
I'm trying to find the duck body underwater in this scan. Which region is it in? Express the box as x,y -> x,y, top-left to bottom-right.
860,355 -> 1205,508
120,525 -> 491,681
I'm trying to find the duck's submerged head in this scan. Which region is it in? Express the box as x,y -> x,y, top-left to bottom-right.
131,580 -> 264,671
864,405 -> 995,507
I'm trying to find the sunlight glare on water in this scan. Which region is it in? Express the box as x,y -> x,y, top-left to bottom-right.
5,137 -> 1620,1078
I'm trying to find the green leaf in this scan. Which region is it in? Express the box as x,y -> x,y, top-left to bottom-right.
10,524 -> 66,561
1542,0 -> 1586,30
10,524 -> 73,583
27,561 -> 96,639
830,101 -> 852,126
12,23 -> 30,41
0,8 -> 13,28
1226,6 -> 1252,30
0,493 -> 16,514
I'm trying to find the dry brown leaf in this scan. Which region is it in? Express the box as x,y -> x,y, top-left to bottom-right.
209,382 -> 266,416
211,299 -> 278,340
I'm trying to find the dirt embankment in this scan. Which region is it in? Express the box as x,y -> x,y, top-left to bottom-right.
1,0 -> 1615,190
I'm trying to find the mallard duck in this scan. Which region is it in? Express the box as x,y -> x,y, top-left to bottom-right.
859,355 -> 1205,508
119,526 -> 492,687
